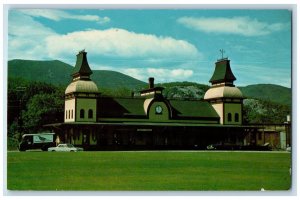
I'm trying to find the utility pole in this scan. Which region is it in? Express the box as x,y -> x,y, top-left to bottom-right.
16,86 -> 26,134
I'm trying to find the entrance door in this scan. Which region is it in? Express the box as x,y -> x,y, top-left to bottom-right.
82,129 -> 90,146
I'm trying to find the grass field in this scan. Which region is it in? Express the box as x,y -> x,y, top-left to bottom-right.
7,151 -> 291,191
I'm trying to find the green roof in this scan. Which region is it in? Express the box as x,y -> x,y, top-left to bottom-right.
114,98 -> 146,116
72,51 -> 92,77
209,59 -> 236,84
169,99 -> 219,118
98,97 -> 146,117
98,96 -> 219,120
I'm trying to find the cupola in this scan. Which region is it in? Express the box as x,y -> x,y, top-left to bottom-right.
209,58 -> 236,86
204,57 -> 243,100
64,50 -> 99,123
204,55 -> 244,125
65,50 -> 99,95
72,50 -> 93,81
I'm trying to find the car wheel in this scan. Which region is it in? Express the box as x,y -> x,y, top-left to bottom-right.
70,150 -> 74,152
52,150 -> 55,152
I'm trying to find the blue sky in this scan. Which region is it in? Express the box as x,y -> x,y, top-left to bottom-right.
8,9 -> 291,87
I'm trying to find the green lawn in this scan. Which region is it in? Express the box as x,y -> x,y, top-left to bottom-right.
7,151 -> 291,191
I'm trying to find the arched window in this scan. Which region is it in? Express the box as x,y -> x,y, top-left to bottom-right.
228,113 -> 232,122
80,109 -> 85,118
235,113 -> 239,122
88,109 -> 93,119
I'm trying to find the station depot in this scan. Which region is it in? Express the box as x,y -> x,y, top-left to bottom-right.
46,50 -> 290,150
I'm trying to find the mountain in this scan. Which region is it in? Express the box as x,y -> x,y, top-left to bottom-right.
8,59 -> 71,86
8,59 -> 146,90
8,59 -> 291,106
157,82 -> 291,105
239,84 -> 291,106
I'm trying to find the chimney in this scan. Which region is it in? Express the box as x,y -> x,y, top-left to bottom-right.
149,77 -> 154,89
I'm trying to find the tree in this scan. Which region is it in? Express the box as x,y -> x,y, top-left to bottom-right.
7,77 -> 62,125
7,78 -> 65,149
243,98 -> 291,124
21,92 -> 64,133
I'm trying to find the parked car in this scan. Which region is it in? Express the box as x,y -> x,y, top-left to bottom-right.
206,143 -> 242,150
48,144 -> 84,152
206,144 -> 216,150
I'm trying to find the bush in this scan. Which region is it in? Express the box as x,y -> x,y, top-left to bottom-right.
7,136 -> 19,151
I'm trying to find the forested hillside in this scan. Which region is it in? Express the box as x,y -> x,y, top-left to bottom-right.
8,59 -> 146,89
239,84 -> 291,106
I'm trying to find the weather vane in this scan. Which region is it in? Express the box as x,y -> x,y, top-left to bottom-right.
220,49 -> 225,59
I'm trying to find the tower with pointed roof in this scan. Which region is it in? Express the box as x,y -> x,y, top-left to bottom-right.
64,50 -> 99,123
204,58 -> 244,125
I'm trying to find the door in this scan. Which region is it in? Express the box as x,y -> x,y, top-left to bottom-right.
82,129 -> 90,146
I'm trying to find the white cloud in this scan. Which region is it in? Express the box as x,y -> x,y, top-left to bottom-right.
8,10 -> 110,60
90,63 -> 115,71
8,10 -> 201,74
19,9 -> 110,23
171,69 -> 193,77
177,16 -> 286,36
8,11 -> 57,60
97,16 -> 111,24
122,68 -> 194,82
46,28 -> 200,60
122,68 -> 146,81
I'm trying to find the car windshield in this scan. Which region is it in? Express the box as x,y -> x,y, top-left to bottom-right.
67,144 -> 74,148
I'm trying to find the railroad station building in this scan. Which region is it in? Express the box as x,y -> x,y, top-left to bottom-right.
47,50 -> 277,150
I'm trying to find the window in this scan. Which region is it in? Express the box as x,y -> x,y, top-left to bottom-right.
71,110 -> 73,119
88,109 -> 93,119
80,109 -> 85,118
235,113 -> 239,122
228,113 -> 232,122
66,111 -> 68,119
68,110 -> 70,119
